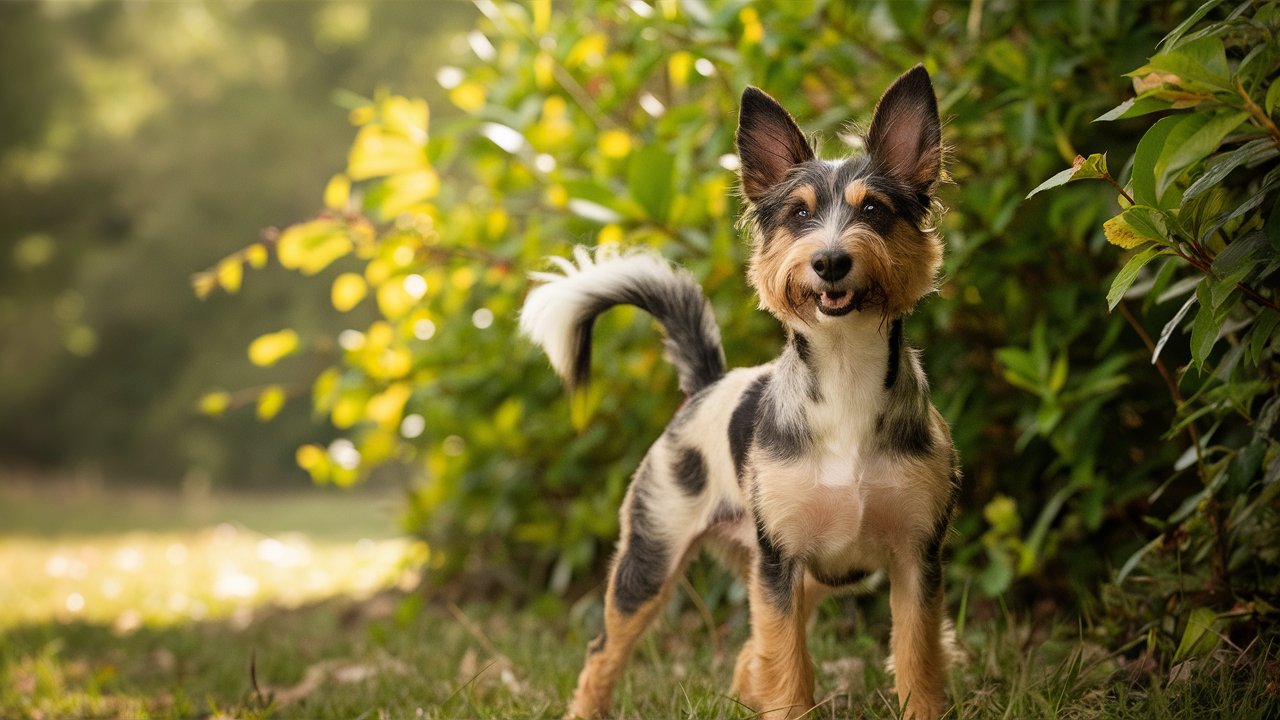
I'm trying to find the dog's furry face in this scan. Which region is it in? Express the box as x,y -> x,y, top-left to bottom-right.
737,68 -> 943,325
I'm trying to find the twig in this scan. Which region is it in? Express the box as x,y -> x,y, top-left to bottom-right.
1238,79 -> 1280,150
678,575 -> 721,659
1115,300 -> 1203,466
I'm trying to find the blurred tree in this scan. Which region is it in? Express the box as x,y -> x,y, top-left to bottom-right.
0,0 -> 474,487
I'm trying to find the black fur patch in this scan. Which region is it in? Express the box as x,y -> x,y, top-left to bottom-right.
728,374 -> 769,481
789,332 -> 821,401
884,319 -> 903,390
876,345 -> 934,457
671,445 -> 708,497
919,471 -> 959,605
756,376 -> 809,463
568,272 -> 725,397
612,466 -> 669,615
755,518 -> 797,613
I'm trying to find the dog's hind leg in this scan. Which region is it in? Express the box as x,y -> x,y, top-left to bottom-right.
567,458 -> 701,719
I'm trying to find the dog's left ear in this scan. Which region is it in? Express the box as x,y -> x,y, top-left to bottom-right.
866,64 -> 942,194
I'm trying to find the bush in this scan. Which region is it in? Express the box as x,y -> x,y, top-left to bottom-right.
198,0 -> 1278,656
1034,0 -> 1280,654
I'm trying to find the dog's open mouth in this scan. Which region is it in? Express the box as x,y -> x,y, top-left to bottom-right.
816,289 -> 858,317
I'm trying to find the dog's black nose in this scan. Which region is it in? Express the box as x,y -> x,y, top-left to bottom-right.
810,249 -> 852,282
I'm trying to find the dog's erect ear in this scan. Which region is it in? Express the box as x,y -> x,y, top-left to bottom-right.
736,86 -> 814,202
866,64 -> 942,193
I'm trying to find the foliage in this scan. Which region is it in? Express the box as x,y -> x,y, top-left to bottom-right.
0,1 -> 474,486
199,0 -> 1278,664
1033,0 -> 1280,656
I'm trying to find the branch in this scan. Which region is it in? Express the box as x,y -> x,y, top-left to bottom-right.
1238,79 -> 1280,151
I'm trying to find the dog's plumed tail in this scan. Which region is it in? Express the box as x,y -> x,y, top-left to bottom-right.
520,246 -> 726,396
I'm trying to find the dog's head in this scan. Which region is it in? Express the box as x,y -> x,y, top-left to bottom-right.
736,65 -> 944,327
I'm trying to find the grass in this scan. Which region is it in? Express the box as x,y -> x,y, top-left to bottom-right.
2,478 -> 1278,719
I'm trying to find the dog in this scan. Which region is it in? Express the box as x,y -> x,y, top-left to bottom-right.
520,65 -> 958,720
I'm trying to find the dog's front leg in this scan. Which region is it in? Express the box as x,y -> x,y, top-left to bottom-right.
888,549 -> 948,720
732,535 -> 814,719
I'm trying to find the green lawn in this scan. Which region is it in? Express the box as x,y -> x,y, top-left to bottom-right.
1,479 -> 1276,719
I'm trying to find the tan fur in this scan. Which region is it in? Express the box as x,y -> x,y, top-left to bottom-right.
731,577 -> 816,719
843,179 -> 868,208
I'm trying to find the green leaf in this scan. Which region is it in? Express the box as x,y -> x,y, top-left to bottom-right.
1153,292 -> 1198,363
1184,139 -> 1279,200
1132,36 -> 1230,90
627,145 -> 675,221
1104,206 -> 1171,250
1107,245 -> 1166,310
1250,310 -> 1280,365
1152,111 -> 1248,204
1026,167 -> 1076,199
1095,95 -> 1173,122
1157,0 -> 1227,51
1190,282 -> 1223,368
1174,607 -> 1222,662
1267,78 -> 1280,115
1131,115 -> 1182,208
1025,154 -> 1109,199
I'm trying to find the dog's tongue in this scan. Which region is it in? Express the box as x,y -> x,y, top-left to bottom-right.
820,291 -> 852,310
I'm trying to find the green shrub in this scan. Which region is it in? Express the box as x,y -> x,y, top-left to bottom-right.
196,0 -> 1278,654
1033,0 -> 1280,655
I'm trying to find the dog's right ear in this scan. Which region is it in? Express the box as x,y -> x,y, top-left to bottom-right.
736,87 -> 814,203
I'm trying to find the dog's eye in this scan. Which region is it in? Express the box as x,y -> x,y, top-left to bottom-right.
793,207 -> 810,220
861,201 -> 880,215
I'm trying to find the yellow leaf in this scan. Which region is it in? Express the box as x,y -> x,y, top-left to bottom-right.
198,390 -> 230,416
566,33 -> 606,68
376,279 -> 415,319
358,429 -> 397,466
532,0 -> 550,34
256,385 -> 287,421
348,105 -> 375,126
1103,214 -> 1146,249
324,174 -> 351,211
216,257 -> 243,294
347,125 -> 425,181
244,243 -> 268,269
598,129 -> 632,159
378,347 -> 412,378
486,208 -> 509,239
381,96 -> 428,142
450,266 -> 476,291
534,51 -> 555,90
276,219 -> 353,275
375,168 -> 440,217
739,7 -> 763,44
331,272 -> 368,312
312,367 -> 341,413
598,224 -> 623,246
668,52 -> 693,88
366,382 -> 412,428
545,184 -> 568,209
295,443 -> 326,470
449,82 -> 486,113
192,271 -> 217,300
332,393 -> 364,429
247,329 -> 299,367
